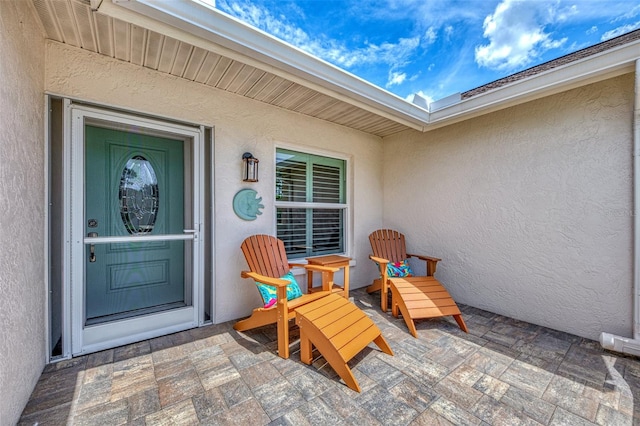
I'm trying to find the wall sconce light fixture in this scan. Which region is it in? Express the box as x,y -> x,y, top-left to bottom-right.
242,152 -> 259,182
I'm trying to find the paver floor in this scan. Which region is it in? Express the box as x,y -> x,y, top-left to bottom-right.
18,288 -> 640,425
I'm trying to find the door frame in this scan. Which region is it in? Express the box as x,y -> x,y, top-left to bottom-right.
66,104 -> 205,356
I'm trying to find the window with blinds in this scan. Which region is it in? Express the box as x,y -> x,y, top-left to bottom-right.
275,148 -> 346,258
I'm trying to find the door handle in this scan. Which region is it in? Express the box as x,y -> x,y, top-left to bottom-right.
88,232 -> 98,262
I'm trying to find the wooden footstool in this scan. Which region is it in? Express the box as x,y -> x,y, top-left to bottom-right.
389,276 -> 468,337
295,293 -> 393,392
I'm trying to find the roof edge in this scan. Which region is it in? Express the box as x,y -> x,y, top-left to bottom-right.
428,41 -> 639,130
100,0 -> 640,135
105,0 -> 429,130
462,29 -> 640,99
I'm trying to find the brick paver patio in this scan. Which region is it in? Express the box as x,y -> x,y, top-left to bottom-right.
18,288 -> 640,425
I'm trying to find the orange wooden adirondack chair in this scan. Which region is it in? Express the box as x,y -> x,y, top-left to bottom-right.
367,229 -> 441,311
368,229 -> 468,336
234,234 -> 338,359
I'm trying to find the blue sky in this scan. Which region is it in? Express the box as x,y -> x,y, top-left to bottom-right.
213,0 -> 640,105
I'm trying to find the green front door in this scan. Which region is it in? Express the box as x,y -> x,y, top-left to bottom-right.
85,125 -> 186,324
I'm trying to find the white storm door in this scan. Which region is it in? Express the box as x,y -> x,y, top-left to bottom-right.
69,106 -> 204,356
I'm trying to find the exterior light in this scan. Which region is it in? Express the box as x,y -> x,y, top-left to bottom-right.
242,152 -> 259,182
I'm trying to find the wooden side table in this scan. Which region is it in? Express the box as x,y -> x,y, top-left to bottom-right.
306,254 -> 351,298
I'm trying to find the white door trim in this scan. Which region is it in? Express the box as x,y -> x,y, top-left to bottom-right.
67,104 -> 204,356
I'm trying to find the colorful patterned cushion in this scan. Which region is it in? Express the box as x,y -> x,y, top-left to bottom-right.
255,271 -> 303,308
386,260 -> 414,278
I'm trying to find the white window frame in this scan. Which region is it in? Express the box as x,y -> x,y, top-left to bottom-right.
274,144 -> 352,261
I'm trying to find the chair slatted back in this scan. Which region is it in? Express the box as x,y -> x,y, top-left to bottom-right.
241,234 -> 290,278
369,229 -> 408,263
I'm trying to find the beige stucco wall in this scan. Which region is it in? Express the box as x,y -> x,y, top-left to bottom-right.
0,1 -> 46,424
383,73 -> 634,340
45,41 -> 384,324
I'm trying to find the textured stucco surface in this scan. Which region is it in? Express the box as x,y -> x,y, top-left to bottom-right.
0,1 -> 46,424
383,74 -> 634,340
42,25 -> 634,353
45,41 -> 384,324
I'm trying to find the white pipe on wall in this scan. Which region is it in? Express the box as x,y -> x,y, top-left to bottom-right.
600,59 -> 640,354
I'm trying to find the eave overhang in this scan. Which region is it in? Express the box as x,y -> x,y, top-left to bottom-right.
91,0 -> 640,134
428,41 -> 639,130
96,0 -> 429,131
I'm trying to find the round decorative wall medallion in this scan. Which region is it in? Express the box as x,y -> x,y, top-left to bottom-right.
233,189 -> 264,221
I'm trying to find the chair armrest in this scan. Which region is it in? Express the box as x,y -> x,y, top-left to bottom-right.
369,255 -> 390,278
240,271 -> 290,332
407,253 -> 442,262
301,265 -> 339,292
369,255 -> 389,265
240,271 -> 289,288
406,253 -> 441,276
291,263 -> 339,274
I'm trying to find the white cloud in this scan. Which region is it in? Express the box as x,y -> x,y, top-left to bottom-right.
424,27 -> 437,44
444,25 -> 454,39
333,36 -> 421,69
613,4 -> 640,22
387,71 -> 407,87
601,21 -> 640,40
217,0 -> 421,72
221,1 -> 313,49
553,4 -> 578,22
474,0 -> 568,71
586,26 -> 598,35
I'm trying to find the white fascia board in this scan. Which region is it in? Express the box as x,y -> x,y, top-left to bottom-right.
97,1 -> 639,134
427,41 -> 640,131
104,0 -> 428,131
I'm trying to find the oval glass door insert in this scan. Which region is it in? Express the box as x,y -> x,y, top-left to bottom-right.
119,155 -> 159,234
